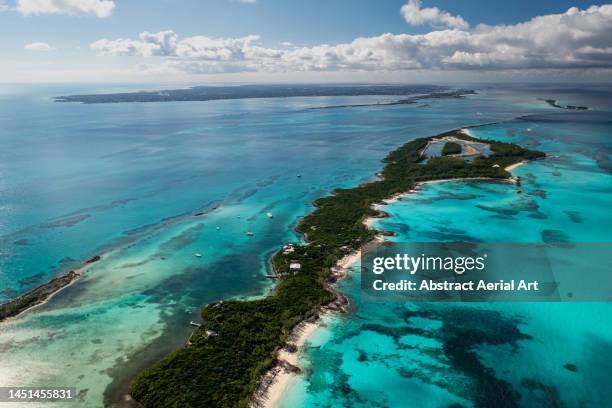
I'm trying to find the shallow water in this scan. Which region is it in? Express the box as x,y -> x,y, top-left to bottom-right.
0,85 -> 610,407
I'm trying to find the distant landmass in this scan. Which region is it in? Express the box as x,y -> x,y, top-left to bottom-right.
309,89 -> 476,109
540,98 -> 588,110
53,84 -> 474,104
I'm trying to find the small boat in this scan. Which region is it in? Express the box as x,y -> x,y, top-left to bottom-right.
297,174 -> 301,178
216,226 -> 220,231
266,212 -> 273,218
194,252 -> 202,258
189,321 -> 201,327
247,231 -> 254,236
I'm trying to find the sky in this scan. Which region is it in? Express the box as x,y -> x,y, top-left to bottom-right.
2,0 -> 612,83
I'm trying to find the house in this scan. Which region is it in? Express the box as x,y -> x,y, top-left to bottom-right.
289,261 -> 302,273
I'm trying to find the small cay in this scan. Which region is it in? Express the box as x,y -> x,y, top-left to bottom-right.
0,270 -> 80,321
0,253 -> 103,321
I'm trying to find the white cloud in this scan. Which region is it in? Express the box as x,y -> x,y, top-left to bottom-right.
91,32 -> 263,61
24,42 -> 56,51
17,0 -> 115,17
401,0 -> 469,30
90,4 -> 612,75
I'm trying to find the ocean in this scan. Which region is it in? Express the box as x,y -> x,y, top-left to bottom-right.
0,84 -> 610,407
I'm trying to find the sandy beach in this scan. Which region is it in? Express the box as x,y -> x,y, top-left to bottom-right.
460,127 -> 476,137
505,161 -> 527,172
0,253 -> 107,322
259,320 -> 320,408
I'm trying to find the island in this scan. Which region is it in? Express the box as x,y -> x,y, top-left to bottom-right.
129,128 -> 545,408
0,270 -> 80,321
540,98 -> 588,110
53,84 -> 474,104
0,254 -> 103,322
442,141 -> 462,156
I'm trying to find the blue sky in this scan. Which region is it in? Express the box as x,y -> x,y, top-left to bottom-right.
2,0 -> 612,82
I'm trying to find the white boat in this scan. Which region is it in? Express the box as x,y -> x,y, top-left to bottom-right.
266,212 -> 273,218
216,226 -> 220,230
247,231 -> 254,236
194,252 -> 202,258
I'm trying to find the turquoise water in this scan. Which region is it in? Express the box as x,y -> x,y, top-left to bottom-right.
279,107 -> 612,407
0,84 -> 610,407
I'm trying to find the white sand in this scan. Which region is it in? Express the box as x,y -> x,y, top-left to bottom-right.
261,321 -> 320,408
460,128 -> 475,137
505,161 -> 527,172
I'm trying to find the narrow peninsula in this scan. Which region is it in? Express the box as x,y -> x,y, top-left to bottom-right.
129,128 -> 545,408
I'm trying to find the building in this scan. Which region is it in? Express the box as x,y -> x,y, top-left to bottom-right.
289,261 -> 302,273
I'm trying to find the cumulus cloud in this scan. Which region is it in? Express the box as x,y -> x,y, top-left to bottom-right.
401,0 -> 469,30
91,32 -> 263,61
91,4 -> 612,75
24,42 -> 56,51
17,0 -> 115,17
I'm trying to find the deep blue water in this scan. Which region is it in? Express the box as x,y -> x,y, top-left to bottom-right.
0,84 -> 610,407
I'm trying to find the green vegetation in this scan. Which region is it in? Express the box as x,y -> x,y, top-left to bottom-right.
130,129 -> 545,408
441,141 -> 462,155
0,271 -> 79,321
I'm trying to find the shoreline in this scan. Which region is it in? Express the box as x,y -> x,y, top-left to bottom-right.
0,254 -> 106,322
257,320 -> 319,408
255,239 -> 380,408
256,132 -> 530,408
